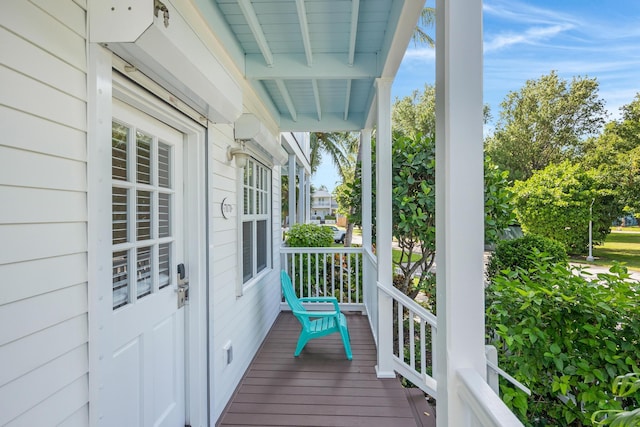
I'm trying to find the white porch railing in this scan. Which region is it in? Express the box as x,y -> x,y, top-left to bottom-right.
280,245 -> 526,426
280,246 -> 365,312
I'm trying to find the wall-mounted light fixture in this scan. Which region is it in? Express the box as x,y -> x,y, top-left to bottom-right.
227,141 -> 249,168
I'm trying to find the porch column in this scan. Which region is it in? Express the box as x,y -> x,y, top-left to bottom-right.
298,167 -> 306,224
288,154 -> 297,226
361,129 -> 372,250
435,0 -> 485,425
305,174 -> 311,223
375,78 -> 395,378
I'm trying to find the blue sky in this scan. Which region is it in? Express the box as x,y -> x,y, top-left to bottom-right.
313,0 -> 640,192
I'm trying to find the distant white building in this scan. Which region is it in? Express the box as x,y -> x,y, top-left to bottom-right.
311,189 -> 337,219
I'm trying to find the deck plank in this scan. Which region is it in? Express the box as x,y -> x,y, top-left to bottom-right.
217,312 -> 427,426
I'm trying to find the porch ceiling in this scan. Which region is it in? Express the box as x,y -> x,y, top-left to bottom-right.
194,0 -> 422,132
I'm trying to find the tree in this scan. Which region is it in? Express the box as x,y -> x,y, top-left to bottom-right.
309,132 -> 358,178
511,161 -> 620,254
581,93 -> 640,215
412,5 -> 435,47
486,71 -> 607,182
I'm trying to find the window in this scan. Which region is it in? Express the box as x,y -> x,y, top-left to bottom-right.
242,159 -> 271,283
111,121 -> 175,309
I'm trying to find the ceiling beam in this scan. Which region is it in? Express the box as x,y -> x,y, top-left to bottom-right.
245,53 -> 377,79
280,113 -> 365,132
348,0 -> 360,66
312,79 -> 322,121
344,79 -> 352,120
295,0 -> 313,66
275,79 -> 297,122
237,0 -> 274,66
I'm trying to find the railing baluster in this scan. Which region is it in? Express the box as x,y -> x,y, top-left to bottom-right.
340,252 -> 344,303
420,320 -> 426,376
409,309 -> 415,369
314,254 -> 320,296
397,301 -> 403,360
322,253 -> 327,296
431,324 -> 437,376
355,253 -> 360,303
347,252 -> 352,304
331,252 -> 335,299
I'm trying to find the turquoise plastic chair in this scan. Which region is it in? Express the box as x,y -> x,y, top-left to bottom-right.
280,270 -> 353,360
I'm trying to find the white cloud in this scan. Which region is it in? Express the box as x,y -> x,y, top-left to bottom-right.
403,47 -> 435,62
484,24 -> 573,53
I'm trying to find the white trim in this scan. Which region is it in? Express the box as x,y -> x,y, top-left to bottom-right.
88,59 -> 209,426
87,43 -> 113,427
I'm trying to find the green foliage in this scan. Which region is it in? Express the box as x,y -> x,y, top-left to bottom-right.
592,373 -> 640,426
392,84 -> 437,139
391,133 -> 436,298
486,71 -> 607,181
285,223 -> 334,247
486,234 -> 567,280
581,93 -> 640,215
485,157 -> 516,245
486,254 -> 640,426
512,161 -> 620,254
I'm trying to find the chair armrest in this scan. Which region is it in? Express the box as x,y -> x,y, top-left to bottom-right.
293,309 -> 339,318
299,297 -> 340,311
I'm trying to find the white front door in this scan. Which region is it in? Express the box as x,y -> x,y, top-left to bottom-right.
107,99 -> 186,426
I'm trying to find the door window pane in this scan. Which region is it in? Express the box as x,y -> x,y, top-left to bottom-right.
159,243 -> 171,289
112,119 -> 177,310
112,187 -> 128,245
112,123 -> 128,181
113,251 -> 129,309
136,246 -> 152,299
136,132 -> 152,184
137,190 -> 152,241
159,193 -> 171,238
158,142 -> 171,188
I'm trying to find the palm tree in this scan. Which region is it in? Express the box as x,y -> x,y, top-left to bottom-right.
412,6 -> 435,47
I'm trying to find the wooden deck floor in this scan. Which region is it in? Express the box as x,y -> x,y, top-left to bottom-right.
217,312 -> 436,427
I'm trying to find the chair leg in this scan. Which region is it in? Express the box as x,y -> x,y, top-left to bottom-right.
294,332 -> 310,357
339,326 -> 353,360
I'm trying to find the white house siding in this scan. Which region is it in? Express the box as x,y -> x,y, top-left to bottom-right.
0,1 -> 89,425
207,124 -> 283,422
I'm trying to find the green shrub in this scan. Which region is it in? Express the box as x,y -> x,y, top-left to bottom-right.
486,234 -> 567,280
285,223 -> 334,247
486,253 -> 640,426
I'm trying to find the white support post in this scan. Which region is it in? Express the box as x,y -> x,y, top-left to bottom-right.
375,78 -> 395,378
298,168 -> 306,224
305,175 -> 311,223
288,154 -> 297,226
435,0 -> 485,425
361,129 -> 372,251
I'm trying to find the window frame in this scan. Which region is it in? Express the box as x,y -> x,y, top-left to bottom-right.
238,157 -> 272,293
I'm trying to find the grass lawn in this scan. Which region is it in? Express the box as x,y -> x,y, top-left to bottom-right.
392,248 -> 423,264
573,231 -> 640,271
